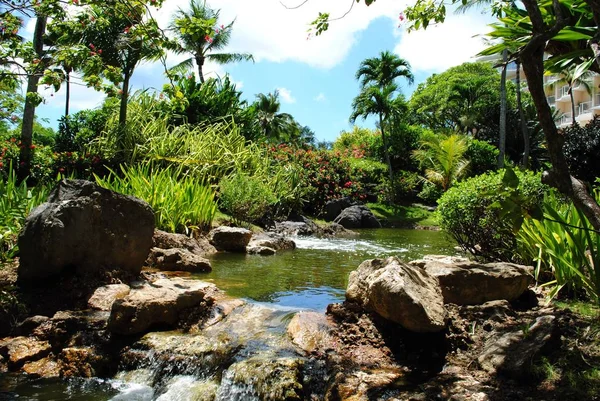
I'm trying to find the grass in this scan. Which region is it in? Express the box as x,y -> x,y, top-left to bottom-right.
554,299 -> 600,318
367,202 -> 439,228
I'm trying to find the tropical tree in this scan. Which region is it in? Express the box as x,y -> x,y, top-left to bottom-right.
412,133 -> 469,192
253,91 -> 295,142
170,0 -> 253,83
356,50 -> 414,89
555,68 -> 593,124
350,83 -> 401,192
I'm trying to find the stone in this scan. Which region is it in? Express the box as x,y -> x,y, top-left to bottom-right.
18,179 -> 155,281
208,226 -> 252,252
415,258 -> 534,305
346,257 -> 446,333
333,205 -> 381,229
216,356 -> 304,401
0,336 -> 51,367
478,315 -> 557,377
15,315 -> 50,336
59,346 -> 107,378
248,232 -> 296,252
324,197 -> 357,222
330,368 -> 404,401
409,255 -> 470,268
152,230 -> 217,256
22,357 -> 60,378
274,221 -> 315,236
246,245 -> 276,255
147,248 -> 212,272
287,311 -> 335,355
88,284 -> 131,311
108,278 -> 218,335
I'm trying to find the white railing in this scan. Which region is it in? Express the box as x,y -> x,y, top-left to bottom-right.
578,101 -> 592,116
559,85 -> 570,99
558,113 -> 573,126
596,93 -> 600,107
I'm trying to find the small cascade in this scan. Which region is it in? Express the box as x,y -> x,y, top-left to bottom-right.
293,235 -> 408,255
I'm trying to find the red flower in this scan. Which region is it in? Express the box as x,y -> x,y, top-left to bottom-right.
29,144 -> 36,149
59,167 -> 65,173
124,26 -> 131,34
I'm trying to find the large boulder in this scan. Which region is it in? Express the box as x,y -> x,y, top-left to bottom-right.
333,205 -> 381,229
346,257 -> 446,332
108,278 -> 218,335
410,257 -> 534,305
18,179 -> 154,281
324,197 -> 356,222
152,230 -> 217,257
87,284 -> 131,311
247,232 -> 296,255
208,226 -> 252,252
0,337 -> 51,368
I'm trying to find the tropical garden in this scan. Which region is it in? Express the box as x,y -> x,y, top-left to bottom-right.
0,0 -> 599,397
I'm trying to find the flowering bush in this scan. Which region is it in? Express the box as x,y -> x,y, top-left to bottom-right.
267,144 -> 368,215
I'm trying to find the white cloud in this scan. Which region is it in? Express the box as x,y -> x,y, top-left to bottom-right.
158,0 -> 407,69
277,87 -> 296,104
393,12 -> 492,73
37,74 -> 105,115
314,92 -> 326,102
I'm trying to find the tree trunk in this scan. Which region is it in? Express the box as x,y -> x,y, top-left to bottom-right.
379,114 -> 394,204
18,16 -> 47,183
118,68 -> 131,159
497,49 -> 508,168
196,54 -> 205,83
569,88 -> 576,124
515,60 -> 530,168
65,68 -> 71,117
520,25 -> 600,231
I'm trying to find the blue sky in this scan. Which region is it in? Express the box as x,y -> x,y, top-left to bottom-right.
33,0 -> 494,143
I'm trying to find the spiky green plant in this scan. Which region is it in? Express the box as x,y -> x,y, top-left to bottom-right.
95,163 -> 217,234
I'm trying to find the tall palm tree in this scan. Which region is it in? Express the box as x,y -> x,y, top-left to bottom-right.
350,83 -> 399,192
170,0 -> 253,83
556,68 -> 592,124
253,91 -> 295,142
356,50 -> 414,89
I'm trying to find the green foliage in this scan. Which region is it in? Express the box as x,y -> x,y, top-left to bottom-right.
252,91 -> 296,143
218,173 -> 277,227
465,139 -> 499,177
56,102 -> 116,153
417,181 -> 442,204
438,169 -> 547,261
0,166 -> 50,260
95,163 -> 217,234
562,116 -> 600,184
367,202 -> 438,228
518,189 -> 600,303
412,132 -> 469,192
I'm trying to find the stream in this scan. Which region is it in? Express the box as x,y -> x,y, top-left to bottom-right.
0,228 -> 458,400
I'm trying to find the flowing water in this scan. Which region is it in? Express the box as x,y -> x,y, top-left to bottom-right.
0,228 -> 457,400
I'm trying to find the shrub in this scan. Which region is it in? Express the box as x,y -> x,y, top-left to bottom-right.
418,181 -> 442,204
95,163 -> 217,234
518,190 -> 600,303
438,169 -> 547,261
562,116 -> 600,184
218,173 -> 277,227
0,166 -> 50,260
465,139 -> 499,177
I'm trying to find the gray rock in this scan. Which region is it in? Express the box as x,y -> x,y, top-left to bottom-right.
478,315 -> 557,377
324,197 -> 356,222
87,284 -> 131,311
18,179 -> 155,281
108,278 -> 217,335
152,230 -> 217,257
346,257 -> 446,333
275,221 -> 316,236
248,232 -> 296,252
246,245 -> 276,255
147,247 -> 212,272
417,259 -> 533,305
15,315 -> 50,336
333,205 -> 381,229
208,227 -> 252,252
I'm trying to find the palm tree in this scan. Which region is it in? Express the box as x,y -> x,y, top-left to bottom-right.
170,0 -> 253,83
350,83 -> 399,192
356,50 -> 414,89
556,68 -> 592,124
412,133 -> 469,192
253,91 -> 295,142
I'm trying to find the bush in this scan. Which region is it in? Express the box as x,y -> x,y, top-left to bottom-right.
219,173 -> 277,227
0,167 -> 50,260
418,181 -> 442,204
95,163 -> 217,234
465,139 -> 499,177
562,116 -> 600,184
438,169 -> 547,261
56,105 -> 115,153
518,190 -> 600,303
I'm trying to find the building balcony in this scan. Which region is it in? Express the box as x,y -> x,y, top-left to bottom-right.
578,101 -> 592,116
547,95 -> 556,106
556,85 -> 571,102
594,93 -> 600,109
557,112 -> 573,128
